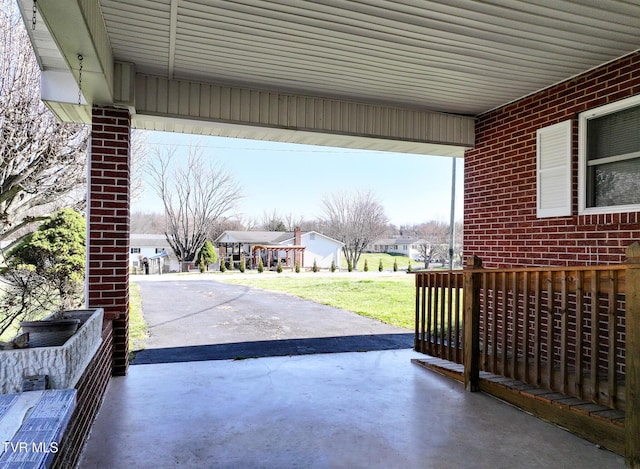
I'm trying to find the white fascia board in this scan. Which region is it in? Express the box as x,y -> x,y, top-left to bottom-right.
41,70 -> 87,105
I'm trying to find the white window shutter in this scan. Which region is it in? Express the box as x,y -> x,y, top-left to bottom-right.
537,120 -> 572,218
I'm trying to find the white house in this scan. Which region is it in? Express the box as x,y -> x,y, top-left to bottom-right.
215,228 -> 343,270
368,237 -> 426,261
129,234 -> 180,274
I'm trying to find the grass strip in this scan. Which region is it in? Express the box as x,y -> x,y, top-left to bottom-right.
128,281 -> 148,356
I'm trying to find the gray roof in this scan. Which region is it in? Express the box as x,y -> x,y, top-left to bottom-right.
372,238 -> 424,245
215,231 -> 295,245
216,230 -> 342,246
130,234 -> 171,247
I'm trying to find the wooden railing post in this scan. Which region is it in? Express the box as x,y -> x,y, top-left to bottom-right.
464,255 -> 483,392
625,242 -> 640,468
414,272 -> 422,352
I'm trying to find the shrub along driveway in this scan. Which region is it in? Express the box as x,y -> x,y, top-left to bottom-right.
131,273 -> 412,364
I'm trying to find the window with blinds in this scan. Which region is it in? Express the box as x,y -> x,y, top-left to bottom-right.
579,95 -> 640,214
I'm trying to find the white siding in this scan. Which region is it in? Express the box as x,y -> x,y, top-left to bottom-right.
276,232 -> 342,269
295,233 -> 342,269
129,235 -> 180,272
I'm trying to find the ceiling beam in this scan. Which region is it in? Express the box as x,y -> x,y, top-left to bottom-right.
133,73 -> 474,155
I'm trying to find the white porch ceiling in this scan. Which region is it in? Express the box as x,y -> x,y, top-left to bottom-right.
18,0 -> 640,155
99,0 -> 640,115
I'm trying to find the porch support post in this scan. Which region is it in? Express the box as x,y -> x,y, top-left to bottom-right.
625,242 -> 640,468
463,255 -> 483,392
87,106 -> 131,376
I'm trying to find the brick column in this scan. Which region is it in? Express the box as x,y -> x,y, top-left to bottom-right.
87,106 -> 131,376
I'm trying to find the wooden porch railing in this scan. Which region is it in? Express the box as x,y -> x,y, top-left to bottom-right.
414,270 -> 464,364
414,242 -> 640,468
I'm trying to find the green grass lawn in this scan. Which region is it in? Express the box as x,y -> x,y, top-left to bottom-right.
356,253 -> 417,271
128,281 -> 148,355
216,273 -> 416,330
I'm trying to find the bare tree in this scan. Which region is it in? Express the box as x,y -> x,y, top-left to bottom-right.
130,130 -> 149,201
321,190 -> 388,270
0,0 -> 88,249
283,212 -> 306,232
146,144 -> 242,268
298,218 -> 323,232
258,209 -> 306,232
452,220 -> 464,266
260,209 -> 286,231
130,211 -> 167,234
415,221 -> 450,268
0,265 -> 59,337
207,217 -> 248,242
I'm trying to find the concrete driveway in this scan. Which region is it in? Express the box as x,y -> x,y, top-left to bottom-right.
131,273 -> 413,364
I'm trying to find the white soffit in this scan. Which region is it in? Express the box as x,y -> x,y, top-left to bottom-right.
100,0 -> 640,115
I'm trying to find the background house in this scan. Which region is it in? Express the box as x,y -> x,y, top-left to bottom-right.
129,234 -> 180,274
367,237 -> 426,261
215,228 -> 343,270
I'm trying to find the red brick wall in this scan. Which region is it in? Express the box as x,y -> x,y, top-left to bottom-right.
464,52 -> 640,268
87,106 -> 131,375
52,321 -> 114,469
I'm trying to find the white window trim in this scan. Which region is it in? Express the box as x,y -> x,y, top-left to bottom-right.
578,94 -> 640,215
536,120 -> 572,218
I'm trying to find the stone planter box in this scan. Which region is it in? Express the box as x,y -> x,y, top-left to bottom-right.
20,318 -> 81,348
0,308 -> 104,394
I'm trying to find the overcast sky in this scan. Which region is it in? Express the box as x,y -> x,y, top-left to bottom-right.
132,130 -> 464,227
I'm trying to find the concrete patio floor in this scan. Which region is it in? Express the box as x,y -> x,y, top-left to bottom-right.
78,349 -> 625,469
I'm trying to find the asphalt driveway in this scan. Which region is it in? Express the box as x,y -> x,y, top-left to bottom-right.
131,274 -> 413,364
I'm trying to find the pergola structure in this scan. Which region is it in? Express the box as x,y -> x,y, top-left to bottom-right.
252,245 -> 306,270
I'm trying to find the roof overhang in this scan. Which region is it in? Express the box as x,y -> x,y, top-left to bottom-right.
17,1 -> 640,156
